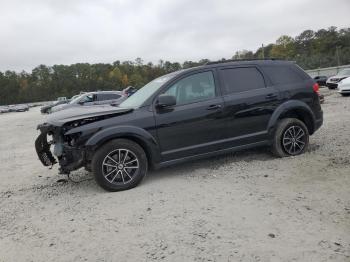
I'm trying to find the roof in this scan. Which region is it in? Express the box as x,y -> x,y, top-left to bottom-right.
177,59 -> 293,74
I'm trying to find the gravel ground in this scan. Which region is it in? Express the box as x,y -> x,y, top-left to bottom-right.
0,89 -> 349,262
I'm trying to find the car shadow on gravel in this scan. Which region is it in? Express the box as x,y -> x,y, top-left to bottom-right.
36,146 -> 273,193
144,146 -> 275,184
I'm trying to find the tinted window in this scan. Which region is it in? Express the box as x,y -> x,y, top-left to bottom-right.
263,65 -> 304,85
219,67 -> 265,94
98,93 -> 121,101
163,71 -> 216,105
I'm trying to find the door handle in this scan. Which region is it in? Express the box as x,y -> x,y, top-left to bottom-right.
265,93 -> 277,99
207,104 -> 222,110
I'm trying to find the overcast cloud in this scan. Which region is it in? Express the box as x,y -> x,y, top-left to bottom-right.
0,0 -> 349,72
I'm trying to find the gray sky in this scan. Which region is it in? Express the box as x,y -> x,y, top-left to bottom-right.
0,0 -> 349,72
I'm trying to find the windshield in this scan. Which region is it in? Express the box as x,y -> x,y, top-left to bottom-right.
120,73 -> 178,108
69,94 -> 83,104
338,69 -> 350,76
70,95 -> 80,100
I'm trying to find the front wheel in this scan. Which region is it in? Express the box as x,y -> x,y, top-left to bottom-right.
92,139 -> 148,191
271,118 -> 309,157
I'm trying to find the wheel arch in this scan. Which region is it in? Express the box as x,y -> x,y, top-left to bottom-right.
85,126 -> 161,167
268,100 -> 316,136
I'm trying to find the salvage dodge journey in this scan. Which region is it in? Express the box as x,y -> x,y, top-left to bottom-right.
35,59 -> 323,191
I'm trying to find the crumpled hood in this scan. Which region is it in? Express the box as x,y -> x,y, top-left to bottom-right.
45,105 -> 133,126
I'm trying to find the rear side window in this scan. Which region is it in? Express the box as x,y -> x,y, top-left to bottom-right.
219,67 -> 265,94
262,65 -> 304,85
98,93 -> 121,101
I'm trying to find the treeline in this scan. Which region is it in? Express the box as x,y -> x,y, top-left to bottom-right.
233,26 -> 350,69
0,26 -> 349,105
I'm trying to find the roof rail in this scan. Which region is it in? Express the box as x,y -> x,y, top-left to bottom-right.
205,58 -> 282,65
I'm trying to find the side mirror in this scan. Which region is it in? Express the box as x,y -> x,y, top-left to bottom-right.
78,100 -> 84,105
157,95 -> 176,108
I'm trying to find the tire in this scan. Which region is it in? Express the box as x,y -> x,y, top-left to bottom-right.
92,139 -> 148,191
271,118 -> 309,157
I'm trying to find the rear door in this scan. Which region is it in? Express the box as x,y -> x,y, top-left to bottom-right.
218,66 -> 280,147
260,64 -> 313,105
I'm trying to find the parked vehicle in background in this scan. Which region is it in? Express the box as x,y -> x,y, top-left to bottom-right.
15,104 -> 29,112
50,91 -> 126,113
7,104 -> 29,112
0,106 -> 10,113
326,68 -> 350,89
8,105 -> 17,112
41,100 -> 69,114
57,97 -> 68,102
35,59 -> 323,192
313,75 -> 328,86
338,77 -> 350,96
122,86 -> 138,97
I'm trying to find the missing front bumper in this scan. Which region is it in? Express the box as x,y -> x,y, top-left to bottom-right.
35,131 -> 57,166
35,124 -> 86,174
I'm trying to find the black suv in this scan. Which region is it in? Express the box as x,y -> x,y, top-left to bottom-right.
35,59 -> 323,191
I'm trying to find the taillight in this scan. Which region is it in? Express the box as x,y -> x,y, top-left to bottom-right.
313,83 -> 320,94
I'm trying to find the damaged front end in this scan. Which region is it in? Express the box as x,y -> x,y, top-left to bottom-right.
35,123 -> 85,174
35,105 -> 134,175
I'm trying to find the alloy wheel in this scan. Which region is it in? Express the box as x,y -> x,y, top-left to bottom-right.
282,125 -> 306,155
102,149 -> 139,184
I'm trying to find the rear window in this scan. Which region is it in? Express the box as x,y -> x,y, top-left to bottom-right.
219,67 -> 266,94
262,65 -> 304,85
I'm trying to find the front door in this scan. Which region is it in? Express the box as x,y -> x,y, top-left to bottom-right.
154,70 -> 226,162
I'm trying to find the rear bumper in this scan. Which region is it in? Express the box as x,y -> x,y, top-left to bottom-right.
315,118 -> 323,132
314,109 -> 323,133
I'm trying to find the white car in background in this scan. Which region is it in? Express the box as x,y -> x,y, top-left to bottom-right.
338,77 -> 350,96
326,68 -> 350,89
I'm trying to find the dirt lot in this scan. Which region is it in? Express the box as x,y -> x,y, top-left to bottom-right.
0,89 -> 349,262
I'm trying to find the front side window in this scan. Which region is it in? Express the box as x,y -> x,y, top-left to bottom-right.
80,94 -> 94,103
163,71 -> 216,105
219,67 -> 266,94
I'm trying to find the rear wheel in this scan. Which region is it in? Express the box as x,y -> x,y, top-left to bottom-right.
92,139 -> 148,191
272,118 -> 309,157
